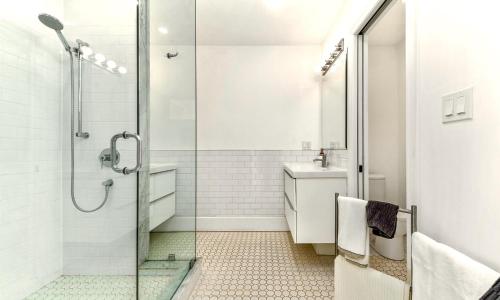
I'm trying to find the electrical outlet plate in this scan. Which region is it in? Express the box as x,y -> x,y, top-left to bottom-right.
442,87 -> 473,123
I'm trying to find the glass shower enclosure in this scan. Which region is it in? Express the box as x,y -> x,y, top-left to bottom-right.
0,0 -> 196,299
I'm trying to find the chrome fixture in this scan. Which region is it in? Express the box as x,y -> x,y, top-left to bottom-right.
38,14 -> 70,51
321,39 -> 344,76
99,148 -> 120,169
165,51 -> 179,59
76,39 -> 90,138
313,149 -> 328,168
101,131 -> 143,175
313,148 -> 336,168
39,13 -> 114,213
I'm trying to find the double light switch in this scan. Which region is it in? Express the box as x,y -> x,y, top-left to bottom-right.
442,87 -> 473,123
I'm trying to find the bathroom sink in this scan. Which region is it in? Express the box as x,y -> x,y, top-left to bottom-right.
283,162 -> 347,179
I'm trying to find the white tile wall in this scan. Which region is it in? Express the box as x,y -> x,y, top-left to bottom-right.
152,150 -> 348,219
61,2 -> 138,275
0,18 -> 63,299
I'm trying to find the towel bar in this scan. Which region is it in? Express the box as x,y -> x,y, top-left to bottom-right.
334,193 -> 418,299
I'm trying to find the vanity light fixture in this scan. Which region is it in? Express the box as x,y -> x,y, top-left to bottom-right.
321,39 -> 344,76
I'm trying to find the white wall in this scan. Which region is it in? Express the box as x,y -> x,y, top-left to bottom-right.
327,0 -> 500,271
0,1 -> 64,298
150,45 -> 196,150
408,0 -> 500,271
368,43 -> 406,207
197,45 -> 322,150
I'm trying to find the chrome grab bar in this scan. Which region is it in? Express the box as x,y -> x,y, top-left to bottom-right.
110,131 -> 142,175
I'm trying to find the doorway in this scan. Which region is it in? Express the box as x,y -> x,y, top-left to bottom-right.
357,0 -> 407,262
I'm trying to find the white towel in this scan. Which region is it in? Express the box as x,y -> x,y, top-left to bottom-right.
412,232 -> 499,300
337,196 -> 369,265
335,255 -> 410,300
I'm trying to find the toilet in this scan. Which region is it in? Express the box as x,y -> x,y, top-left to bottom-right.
369,174 -> 406,261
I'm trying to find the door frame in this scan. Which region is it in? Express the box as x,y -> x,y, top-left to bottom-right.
354,0 -> 410,201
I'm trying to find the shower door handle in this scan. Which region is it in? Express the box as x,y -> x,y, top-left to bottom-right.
110,131 -> 143,175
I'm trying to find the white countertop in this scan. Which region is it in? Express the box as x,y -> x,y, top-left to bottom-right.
283,162 -> 347,179
150,163 -> 177,174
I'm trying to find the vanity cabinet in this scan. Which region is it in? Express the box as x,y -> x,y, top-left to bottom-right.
149,164 -> 176,231
284,168 -> 347,244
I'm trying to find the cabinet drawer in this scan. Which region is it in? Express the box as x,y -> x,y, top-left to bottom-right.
149,193 -> 176,231
150,170 -> 176,202
284,171 -> 296,210
285,194 -> 297,243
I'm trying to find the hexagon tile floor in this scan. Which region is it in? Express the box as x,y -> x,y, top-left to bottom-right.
25,231 -> 406,299
190,231 -> 407,300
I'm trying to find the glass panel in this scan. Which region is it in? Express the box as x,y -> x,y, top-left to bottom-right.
0,1 -> 139,299
138,0 -> 197,298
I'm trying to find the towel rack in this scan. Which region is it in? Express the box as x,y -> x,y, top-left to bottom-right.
334,193 -> 418,299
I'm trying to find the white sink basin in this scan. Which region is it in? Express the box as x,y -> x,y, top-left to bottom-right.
283,162 -> 347,179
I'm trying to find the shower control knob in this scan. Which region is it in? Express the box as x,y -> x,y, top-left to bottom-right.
99,148 -> 120,169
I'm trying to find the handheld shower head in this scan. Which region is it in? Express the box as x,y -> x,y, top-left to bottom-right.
38,13 -> 64,30
38,13 -> 71,51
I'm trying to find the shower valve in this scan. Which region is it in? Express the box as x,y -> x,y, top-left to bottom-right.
99,148 -> 120,169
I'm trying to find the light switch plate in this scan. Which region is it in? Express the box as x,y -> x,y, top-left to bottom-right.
442,87 -> 473,123
302,141 -> 311,150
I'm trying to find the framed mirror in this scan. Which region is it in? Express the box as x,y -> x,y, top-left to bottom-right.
321,50 -> 347,150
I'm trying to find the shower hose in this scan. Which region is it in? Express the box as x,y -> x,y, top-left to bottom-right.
68,49 -> 112,213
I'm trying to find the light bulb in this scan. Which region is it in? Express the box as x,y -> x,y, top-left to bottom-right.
80,46 -> 93,57
106,60 -> 117,69
94,53 -> 105,63
118,67 -> 127,74
158,26 -> 168,34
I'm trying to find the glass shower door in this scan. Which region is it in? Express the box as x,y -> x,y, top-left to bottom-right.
138,0 -> 197,298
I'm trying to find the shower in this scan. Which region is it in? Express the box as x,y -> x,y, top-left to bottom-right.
39,13 -> 113,213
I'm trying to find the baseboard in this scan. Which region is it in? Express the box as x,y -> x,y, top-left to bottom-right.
153,216 -> 289,232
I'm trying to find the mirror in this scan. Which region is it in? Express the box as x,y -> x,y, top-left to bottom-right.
321,51 -> 347,149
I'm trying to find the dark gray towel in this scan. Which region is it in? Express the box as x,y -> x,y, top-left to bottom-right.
480,278 -> 500,300
366,200 -> 399,239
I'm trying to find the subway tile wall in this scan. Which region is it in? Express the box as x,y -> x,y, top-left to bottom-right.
0,19 -> 63,299
62,2 -> 138,275
151,150 -> 348,218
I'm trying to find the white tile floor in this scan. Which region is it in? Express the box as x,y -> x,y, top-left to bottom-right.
191,231 -> 407,300
25,231 -> 406,299
26,232 -> 195,300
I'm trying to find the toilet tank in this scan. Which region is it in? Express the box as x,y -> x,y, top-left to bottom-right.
369,174 -> 386,202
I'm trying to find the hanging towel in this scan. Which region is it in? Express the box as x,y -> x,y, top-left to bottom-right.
366,200 -> 399,239
337,196 -> 369,265
412,232 -> 500,300
480,278 -> 500,300
335,255 -> 410,300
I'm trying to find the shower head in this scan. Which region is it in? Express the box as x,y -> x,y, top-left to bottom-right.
38,13 -> 71,51
38,13 -> 63,30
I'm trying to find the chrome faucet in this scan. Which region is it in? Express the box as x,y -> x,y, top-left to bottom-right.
313,148 -> 329,168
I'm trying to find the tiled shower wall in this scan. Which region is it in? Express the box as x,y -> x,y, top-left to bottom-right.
62,0 -> 138,275
0,7 -> 64,299
151,150 -> 348,222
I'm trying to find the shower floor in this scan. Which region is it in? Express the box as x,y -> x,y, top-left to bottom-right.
26,274 -> 174,300
26,232 -> 194,300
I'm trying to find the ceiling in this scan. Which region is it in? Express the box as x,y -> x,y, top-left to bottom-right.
367,0 -> 405,46
150,0 -> 347,45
